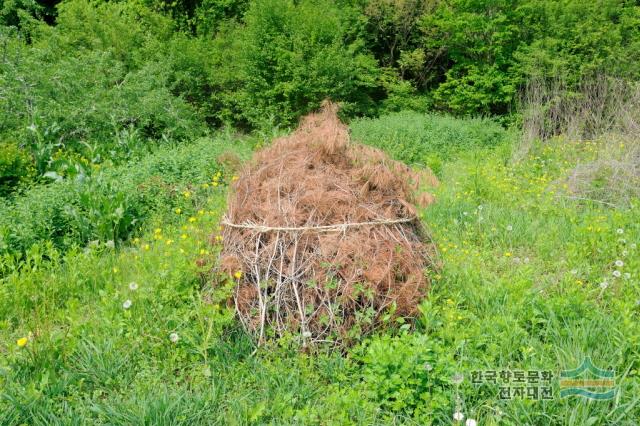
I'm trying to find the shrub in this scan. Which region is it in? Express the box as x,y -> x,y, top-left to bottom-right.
210,0 -> 380,128
353,333 -> 456,419
0,0 -> 205,181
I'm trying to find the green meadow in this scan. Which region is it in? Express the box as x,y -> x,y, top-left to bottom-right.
2,0 -> 640,424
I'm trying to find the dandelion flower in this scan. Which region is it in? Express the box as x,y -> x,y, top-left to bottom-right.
631,243 -> 637,249
123,299 -> 132,309
188,217 -> 197,223
169,332 -> 179,343
506,224 -> 513,231
183,191 -> 191,198
302,331 -> 312,338
234,271 -> 243,280
613,270 -> 621,278
17,337 -> 28,347
143,244 -> 150,251
451,372 -> 464,385
617,228 -> 624,234
453,412 -> 465,421
129,282 -> 138,291
424,362 -> 433,371
504,252 -> 512,257
599,281 -> 609,290
466,419 -> 477,426
154,228 -> 162,234
615,260 -> 624,267
175,208 -> 182,214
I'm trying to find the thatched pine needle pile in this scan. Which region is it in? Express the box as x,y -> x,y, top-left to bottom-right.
218,102 -> 437,346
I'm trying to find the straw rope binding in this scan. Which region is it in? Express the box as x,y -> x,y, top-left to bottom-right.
220,215 -> 417,233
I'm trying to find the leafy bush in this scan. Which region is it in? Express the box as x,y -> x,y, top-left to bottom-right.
0,0 -> 205,180
350,111 -> 507,174
210,0 -> 380,128
353,333 -> 456,419
0,136 -> 252,257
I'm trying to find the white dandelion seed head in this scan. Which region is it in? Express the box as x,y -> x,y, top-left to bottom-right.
631,243 -> 637,249
129,282 -> 138,291
513,257 -> 521,263
453,412 -> 465,421
524,257 -> 530,264
122,299 -> 132,309
302,331 -> 312,338
622,250 -> 628,257
615,260 -> 624,267
424,362 -> 433,371
617,228 -> 624,234
465,419 -> 477,426
477,205 -> 483,210
169,332 -> 179,343
613,270 -> 622,278
506,225 -> 513,231
599,281 -> 609,290
452,372 -> 464,385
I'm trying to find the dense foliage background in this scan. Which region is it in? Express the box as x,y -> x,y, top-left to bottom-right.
2,0 -> 639,197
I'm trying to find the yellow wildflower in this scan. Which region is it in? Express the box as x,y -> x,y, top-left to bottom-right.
234,271 -> 243,279
17,337 -> 28,347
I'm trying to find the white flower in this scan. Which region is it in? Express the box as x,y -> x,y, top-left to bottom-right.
617,228 -> 624,234
631,243 -> 637,249
463,211 -> 468,216
613,270 -> 621,278
302,331 -> 312,338
453,412 -> 465,421
477,205 -> 483,211
524,257 -> 530,264
129,282 -> 139,291
615,260 -> 624,267
506,225 -> 513,231
169,332 -> 180,343
105,240 -> 115,249
622,250 -> 628,257
466,419 -> 477,426
122,299 -> 132,309
424,362 -> 433,371
599,281 -> 609,290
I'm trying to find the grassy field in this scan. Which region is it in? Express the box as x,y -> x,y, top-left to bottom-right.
1,113 -> 639,424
